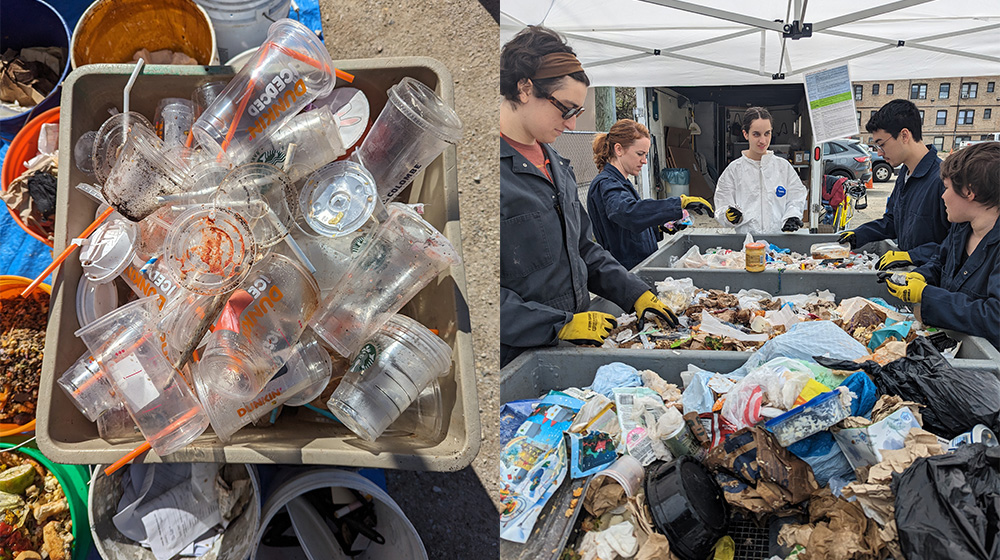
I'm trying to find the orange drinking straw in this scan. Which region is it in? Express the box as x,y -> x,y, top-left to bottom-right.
103,406 -> 203,476
21,206 -> 116,297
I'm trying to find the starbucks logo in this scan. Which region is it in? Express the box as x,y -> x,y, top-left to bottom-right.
350,342 -> 379,372
350,234 -> 368,254
255,148 -> 286,168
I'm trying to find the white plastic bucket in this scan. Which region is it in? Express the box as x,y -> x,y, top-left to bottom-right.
195,0 -> 293,62
253,469 -> 427,560
90,463 -> 262,560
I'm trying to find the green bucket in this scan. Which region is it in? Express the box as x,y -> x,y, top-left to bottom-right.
0,440 -> 92,560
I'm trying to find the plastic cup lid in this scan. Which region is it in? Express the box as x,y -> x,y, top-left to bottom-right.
387,77 -> 463,144
80,217 -> 138,284
314,87 -> 370,149
164,206 -> 257,295
75,276 -> 120,328
299,161 -> 377,238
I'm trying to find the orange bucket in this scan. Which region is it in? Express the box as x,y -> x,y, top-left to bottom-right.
1,106 -> 60,247
0,275 -> 52,436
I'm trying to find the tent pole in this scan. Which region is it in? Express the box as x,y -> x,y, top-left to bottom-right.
636,87 -> 654,200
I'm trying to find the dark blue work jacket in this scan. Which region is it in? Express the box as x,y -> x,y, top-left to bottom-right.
586,165 -> 682,270
914,217 -> 1000,349
500,139 -> 649,367
853,147 -> 950,265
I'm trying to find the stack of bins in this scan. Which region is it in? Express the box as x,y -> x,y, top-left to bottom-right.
35,61 -> 479,471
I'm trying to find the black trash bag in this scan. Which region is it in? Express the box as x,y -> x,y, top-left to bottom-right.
892,443 -> 1000,560
26,169 -> 57,216
814,336 -> 1000,439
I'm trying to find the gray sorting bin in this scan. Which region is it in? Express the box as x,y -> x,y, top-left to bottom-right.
633,232 -> 896,270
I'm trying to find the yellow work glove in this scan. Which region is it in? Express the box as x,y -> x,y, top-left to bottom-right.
876,250 -> 912,271
838,230 -> 857,249
633,291 -> 678,327
557,312 -> 618,346
680,195 -> 714,216
725,207 -> 743,225
886,271 -> 927,303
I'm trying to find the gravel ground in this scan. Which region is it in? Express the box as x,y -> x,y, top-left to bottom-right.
318,1 -> 500,558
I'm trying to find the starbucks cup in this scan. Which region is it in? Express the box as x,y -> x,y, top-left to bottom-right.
251,105 -> 345,183
354,77 -> 462,204
74,297 -> 209,456
309,203 -> 460,357
326,314 -> 452,441
191,18 -> 336,165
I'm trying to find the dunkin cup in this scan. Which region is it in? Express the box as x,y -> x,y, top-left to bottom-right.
309,203 -> 459,357
198,333 -> 332,441
251,105 -> 346,183
354,77 -> 462,204
326,314 -> 452,441
191,18 -> 337,165
101,124 -> 189,222
74,297 -> 210,456
193,252 -> 321,399
57,353 -> 119,422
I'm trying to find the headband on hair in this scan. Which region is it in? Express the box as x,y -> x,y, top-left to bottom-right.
532,52 -> 585,80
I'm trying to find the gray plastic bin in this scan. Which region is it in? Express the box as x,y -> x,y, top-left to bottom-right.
36,61 -> 479,470
634,232 -> 896,270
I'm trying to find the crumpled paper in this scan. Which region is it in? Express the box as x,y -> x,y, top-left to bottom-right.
1,47 -> 64,106
777,488 -> 886,560
640,369 -> 682,404
0,155 -> 57,241
578,521 -> 638,560
583,476 -> 627,518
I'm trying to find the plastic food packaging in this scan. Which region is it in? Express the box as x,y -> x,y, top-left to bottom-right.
810,242 -> 850,260
765,387 -> 852,447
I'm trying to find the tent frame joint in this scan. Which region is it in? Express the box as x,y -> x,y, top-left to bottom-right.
782,20 -> 813,40
772,72 -> 786,80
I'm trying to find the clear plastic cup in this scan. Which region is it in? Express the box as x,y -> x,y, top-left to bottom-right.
192,80 -> 229,119
75,276 -> 119,328
297,161 -> 377,238
74,296 -> 210,456
193,252 -> 321,399
101,124 -> 189,222
311,86 -> 370,150
74,130 -> 98,176
215,162 -> 295,249
91,112 -> 154,184
157,99 -> 195,147
162,205 -> 258,296
57,353 -> 119,422
251,105 -> 345,183
78,215 -> 138,284
309,202 -> 460,357
326,314 -> 452,441
191,18 -> 336,165
383,380 -> 444,440
197,333 -> 332,441
354,77 -> 462,204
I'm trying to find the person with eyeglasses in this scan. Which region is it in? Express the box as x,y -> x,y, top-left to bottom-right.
883,142 -> 1000,350
500,26 -> 678,367
838,99 -> 950,270
587,118 -> 713,269
713,107 -> 807,234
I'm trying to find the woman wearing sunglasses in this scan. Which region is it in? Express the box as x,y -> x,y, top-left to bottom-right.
499,26 -> 677,367
587,118 -> 714,269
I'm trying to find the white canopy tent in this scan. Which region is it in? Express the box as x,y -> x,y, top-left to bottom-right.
501,0 -> 1000,227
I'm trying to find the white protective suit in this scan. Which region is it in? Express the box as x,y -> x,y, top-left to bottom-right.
713,151 -> 807,235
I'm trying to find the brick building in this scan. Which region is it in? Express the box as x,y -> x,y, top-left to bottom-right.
852,75 -> 1000,152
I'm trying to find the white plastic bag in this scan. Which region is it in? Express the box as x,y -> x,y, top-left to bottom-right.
654,276 -> 697,314
677,244 -> 706,268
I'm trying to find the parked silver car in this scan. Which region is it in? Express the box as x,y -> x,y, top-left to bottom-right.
823,139 -> 872,183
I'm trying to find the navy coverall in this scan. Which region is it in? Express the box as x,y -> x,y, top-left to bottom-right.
587,164 -> 682,270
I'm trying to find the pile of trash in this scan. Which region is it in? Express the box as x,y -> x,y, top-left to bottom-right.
500,327 -> 1000,559
43,18 -> 464,466
668,241 -> 879,271
601,277 -> 930,354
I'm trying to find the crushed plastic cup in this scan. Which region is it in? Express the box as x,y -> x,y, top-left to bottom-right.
57,353 -> 118,422
198,333 -> 333,441
297,161 -> 377,238
326,314 -> 452,441
91,111 -> 153,183
309,202 -> 460,357
354,77 -> 462,204
74,297 -> 210,456
162,205 -> 258,296
101,124 -> 189,221
251,105 -> 345,183
192,18 -> 337,165
78,214 -> 138,284
193,252 -> 321,399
